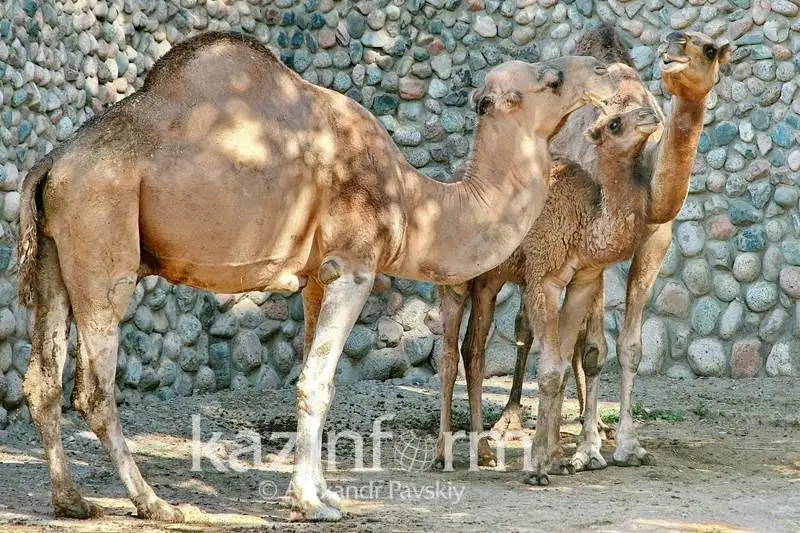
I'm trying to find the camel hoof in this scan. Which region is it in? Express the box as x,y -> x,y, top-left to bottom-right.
571,449 -> 608,472
432,457 -> 447,470
524,473 -> 550,486
548,461 -> 576,476
136,499 -> 185,522
54,496 -> 104,519
290,501 -> 342,522
612,451 -> 656,467
319,489 -> 342,510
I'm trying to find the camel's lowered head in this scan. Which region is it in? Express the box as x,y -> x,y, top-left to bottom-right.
658,31 -> 732,102
472,56 -> 639,140
585,106 -> 661,158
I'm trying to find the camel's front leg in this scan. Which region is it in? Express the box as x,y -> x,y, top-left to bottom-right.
562,273 -> 608,472
290,258 -> 374,522
434,283 -> 469,470
492,296 -> 533,436
523,280 -> 574,486
613,224 -> 671,467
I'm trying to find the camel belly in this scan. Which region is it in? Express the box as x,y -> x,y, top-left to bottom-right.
138,161 -> 321,292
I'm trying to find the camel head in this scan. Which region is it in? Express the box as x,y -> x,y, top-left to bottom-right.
585,106 -> 661,157
472,57 -> 639,140
658,31 -> 732,102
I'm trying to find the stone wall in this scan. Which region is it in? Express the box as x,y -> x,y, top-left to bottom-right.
0,0 -> 799,424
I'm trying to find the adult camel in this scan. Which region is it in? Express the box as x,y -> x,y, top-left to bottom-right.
18,31 -> 630,522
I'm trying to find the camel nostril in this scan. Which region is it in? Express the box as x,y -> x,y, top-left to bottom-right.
663,31 -> 687,44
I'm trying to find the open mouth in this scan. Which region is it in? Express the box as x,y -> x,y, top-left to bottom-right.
660,54 -> 690,74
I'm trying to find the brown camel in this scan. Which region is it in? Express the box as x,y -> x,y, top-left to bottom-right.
436,106 -> 659,483
482,31 -> 732,469
18,31 -> 631,522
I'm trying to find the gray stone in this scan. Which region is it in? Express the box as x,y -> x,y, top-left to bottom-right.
403,329 -> 435,366
232,331 -> 262,373
177,314 -> 202,345
712,272 -> 740,303
732,253 -> 761,282
360,347 -> 409,380
250,365 -> 281,390
639,317 -> 668,375
759,308 -> 789,343
765,342 -> 795,376
666,363 -> 696,380
682,258 -> 711,296
194,366 -> 216,393
719,301 -> 745,340
267,339 -> 295,375
344,324 -> 376,359
691,297 -> 721,336
676,222 -> 705,257
745,281 -> 778,312
687,338 -> 727,377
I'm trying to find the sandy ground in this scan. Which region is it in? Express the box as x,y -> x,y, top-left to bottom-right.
1,373 -> 799,533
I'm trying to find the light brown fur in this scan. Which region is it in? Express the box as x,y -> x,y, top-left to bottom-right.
436,107 -> 659,477
18,31 -> 634,523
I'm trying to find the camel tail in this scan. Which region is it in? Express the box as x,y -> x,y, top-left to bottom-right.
18,154 -> 53,306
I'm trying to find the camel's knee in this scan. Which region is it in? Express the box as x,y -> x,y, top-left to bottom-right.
538,370 -> 566,397
72,380 -> 116,432
617,340 -> 642,371
297,375 -> 333,417
582,338 -> 609,377
107,276 -> 137,322
24,369 -> 62,415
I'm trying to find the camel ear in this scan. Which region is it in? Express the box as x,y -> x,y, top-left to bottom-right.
717,41 -> 733,65
585,126 -> 602,145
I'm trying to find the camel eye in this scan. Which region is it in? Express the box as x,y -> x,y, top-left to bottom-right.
608,118 -> 621,133
704,45 -> 717,60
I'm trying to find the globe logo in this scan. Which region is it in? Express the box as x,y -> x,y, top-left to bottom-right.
393,429 -> 438,472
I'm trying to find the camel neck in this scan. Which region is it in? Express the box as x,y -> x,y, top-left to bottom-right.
383,123 -> 550,285
647,95 -> 707,224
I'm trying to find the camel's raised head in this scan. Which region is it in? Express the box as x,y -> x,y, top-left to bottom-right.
659,31 -> 732,102
473,56 -> 637,139
585,106 -> 660,157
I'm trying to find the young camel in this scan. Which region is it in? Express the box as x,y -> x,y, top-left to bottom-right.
18,31 -> 630,523
491,31 -> 732,469
436,106 -> 659,484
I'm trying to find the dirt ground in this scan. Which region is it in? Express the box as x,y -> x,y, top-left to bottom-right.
1,372 -> 799,533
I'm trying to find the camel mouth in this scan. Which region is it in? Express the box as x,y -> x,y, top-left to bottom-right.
660,54 -> 690,74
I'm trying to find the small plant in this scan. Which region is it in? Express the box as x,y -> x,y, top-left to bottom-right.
600,409 -> 620,425
692,404 -> 710,419
598,403 -> 684,425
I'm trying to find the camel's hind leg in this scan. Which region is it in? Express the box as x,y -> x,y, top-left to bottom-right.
461,274 -> 504,468
23,238 -> 103,519
54,217 -> 183,522
433,283 -> 469,471
492,299 -> 533,437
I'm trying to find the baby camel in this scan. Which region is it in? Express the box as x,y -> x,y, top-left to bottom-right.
436,107 -> 659,484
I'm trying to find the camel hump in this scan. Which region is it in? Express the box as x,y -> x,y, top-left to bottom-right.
573,25 -> 634,68
143,31 -> 281,90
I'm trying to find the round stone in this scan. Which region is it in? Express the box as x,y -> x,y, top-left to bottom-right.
779,266 -> 800,297
682,258 -> 711,296
759,307 -> 789,342
730,338 -> 762,378
732,253 -> 761,282
765,342 -> 795,376
687,338 -> 727,377
713,272 -> 740,302
719,301 -> 745,340
676,222 -> 705,257
691,297 -> 721,336
745,281 -> 778,312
